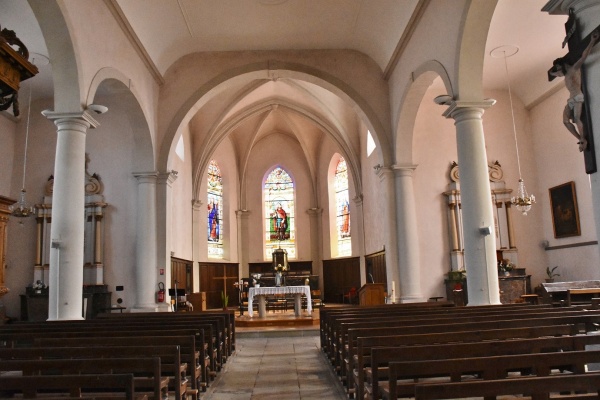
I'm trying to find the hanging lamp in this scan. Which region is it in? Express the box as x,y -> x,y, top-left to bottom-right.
492,45 -> 535,215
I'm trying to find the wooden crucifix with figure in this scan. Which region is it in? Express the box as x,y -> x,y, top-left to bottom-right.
548,9 -> 600,173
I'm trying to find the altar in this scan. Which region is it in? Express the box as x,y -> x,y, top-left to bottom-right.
248,285 -> 312,318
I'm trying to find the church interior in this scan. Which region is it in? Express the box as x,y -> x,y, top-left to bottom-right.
2,0 -> 600,322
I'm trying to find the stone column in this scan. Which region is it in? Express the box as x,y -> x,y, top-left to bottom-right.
375,166 -> 400,303
393,165 -> 422,302
442,101 -> 500,306
544,0 -> 600,260
42,111 -> 98,320
353,195 -> 367,285
192,199 -> 202,293
306,207 -> 323,284
236,209 -> 250,278
132,172 -> 159,311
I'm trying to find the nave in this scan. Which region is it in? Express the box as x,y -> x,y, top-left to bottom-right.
203,331 -> 345,400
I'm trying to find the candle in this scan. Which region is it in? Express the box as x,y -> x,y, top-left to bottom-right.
392,281 -> 395,294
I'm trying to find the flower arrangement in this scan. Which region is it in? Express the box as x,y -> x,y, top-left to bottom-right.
274,264 -> 288,273
251,273 -> 261,286
32,280 -> 46,290
498,259 -> 514,274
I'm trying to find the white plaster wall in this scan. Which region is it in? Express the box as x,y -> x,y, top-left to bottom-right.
169,128 -> 193,262
0,113 -> 16,195
244,134 -> 313,263
61,0 -> 159,151
4,98 -> 56,318
84,99 -> 139,309
530,87 -> 600,282
360,126 -> 386,256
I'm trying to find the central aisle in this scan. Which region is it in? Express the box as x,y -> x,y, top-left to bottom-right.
203,334 -> 347,399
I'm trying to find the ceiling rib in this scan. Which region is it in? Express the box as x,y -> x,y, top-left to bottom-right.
103,0 -> 165,85
383,0 -> 430,81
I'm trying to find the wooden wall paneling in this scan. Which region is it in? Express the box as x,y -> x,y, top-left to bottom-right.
170,257 -> 192,295
199,262 -> 239,309
322,257 -> 360,303
365,250 -> 387,289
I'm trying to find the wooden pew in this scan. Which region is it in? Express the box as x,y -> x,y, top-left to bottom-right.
0,325 -> 209,391
569,288 -> 600,306
383,349 -> 600,400
34,336 -> 200,397
335,308 -> 600,378
5,319 -> 217,377
367,334 -> 600,400
413,373 -> 600,400
327,304 -> 559,365
351,324 -> 575,399
0,357 -> 166,400
0,373 -> 142,400
0,345 -> 187,400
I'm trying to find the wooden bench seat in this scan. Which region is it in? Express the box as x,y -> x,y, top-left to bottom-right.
0,345 -> 187,400
33,336 -> 199,397
413,372 -> 600,399
0,373 -> 143,400
0,325 -> 209,391
381,349 -> 600,400
366,333 -> 600,400
0,357 -> 166,400
351,324 -> 575,399
336,309 -> 600,382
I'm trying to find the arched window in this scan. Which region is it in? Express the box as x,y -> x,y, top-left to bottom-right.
264,167 -> 296,259
334,157 -> 351,256
207,160 -> 223,259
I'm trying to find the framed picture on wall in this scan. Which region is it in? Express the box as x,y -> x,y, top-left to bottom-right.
549,181 -> 581,238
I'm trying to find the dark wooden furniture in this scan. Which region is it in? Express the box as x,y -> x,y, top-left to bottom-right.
541,280 -> 600,305
358,283 -> 385,306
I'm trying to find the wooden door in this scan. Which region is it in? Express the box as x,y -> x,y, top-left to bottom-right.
170,257 -> 192,295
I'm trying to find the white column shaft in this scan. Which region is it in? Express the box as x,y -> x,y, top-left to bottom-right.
133,173 -> 158,310
394,166 -> 422,302
46,115 -> 95,320
450,105 -> 500,306
376,167 -> 400,302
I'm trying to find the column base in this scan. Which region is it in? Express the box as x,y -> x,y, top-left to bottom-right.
130,305 -> 161,313
399,294 -> 424,303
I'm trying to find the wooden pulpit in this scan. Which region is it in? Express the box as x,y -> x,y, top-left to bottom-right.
358,283 -> 385,306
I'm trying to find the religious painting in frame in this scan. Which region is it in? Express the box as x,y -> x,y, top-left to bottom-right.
549,181 -> 581,238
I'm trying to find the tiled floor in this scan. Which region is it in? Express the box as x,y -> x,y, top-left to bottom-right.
203,333 -> 347,399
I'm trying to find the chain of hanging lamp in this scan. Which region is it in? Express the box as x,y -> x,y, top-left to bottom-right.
502,48 -> 536,215
9,83 -> 35,219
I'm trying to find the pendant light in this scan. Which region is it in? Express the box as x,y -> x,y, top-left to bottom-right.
492,45 -> 535,215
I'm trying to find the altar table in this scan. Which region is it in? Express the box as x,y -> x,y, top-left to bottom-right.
248,285 -> 312,318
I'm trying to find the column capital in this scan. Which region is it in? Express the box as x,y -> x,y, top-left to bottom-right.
306,207 -> 323,216
133,171 -> 158,184
42,110 -> 100,129
192,199 -> 203,211
157,170 -> 178,186
353,194 -> 364,207
392,164 -> 418,177
543,0 -> 599,15
441,99 -> 496,120
374,164 -> 394,181
235,209 -> 250,218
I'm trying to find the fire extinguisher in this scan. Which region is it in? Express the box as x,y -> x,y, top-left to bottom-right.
157,282 -> 165,303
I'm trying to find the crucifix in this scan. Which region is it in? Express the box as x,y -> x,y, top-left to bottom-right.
548,9 -> 600,174
213,268 -> 239,306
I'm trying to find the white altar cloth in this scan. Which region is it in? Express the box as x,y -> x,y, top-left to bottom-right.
248,285 -> 312,317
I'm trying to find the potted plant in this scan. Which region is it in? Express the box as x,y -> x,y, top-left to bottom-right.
546,266 -> 560,283
221,291 -> 229,310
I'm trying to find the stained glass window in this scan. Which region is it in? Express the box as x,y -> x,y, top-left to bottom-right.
207,160 -> 223,258
264,167 -> 296,259
335,157 -> 351,256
